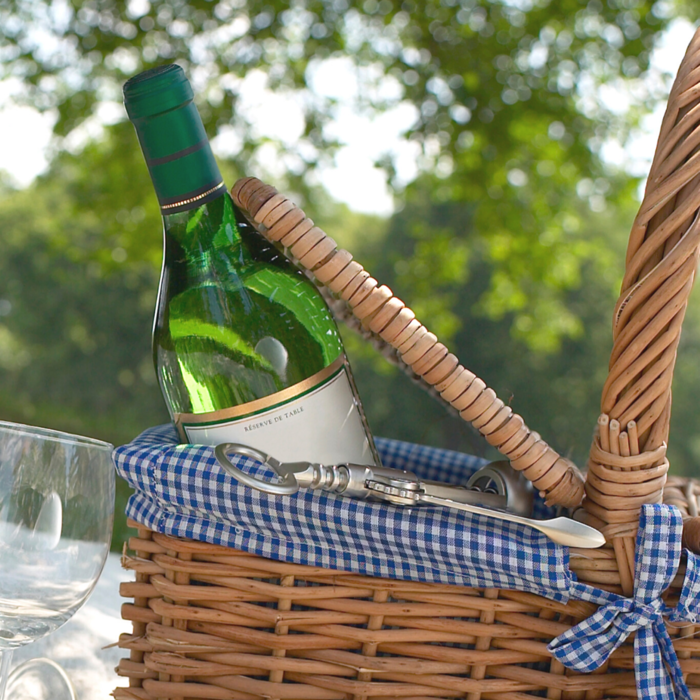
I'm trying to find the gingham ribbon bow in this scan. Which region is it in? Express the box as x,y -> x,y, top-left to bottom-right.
550,505 -> 698,700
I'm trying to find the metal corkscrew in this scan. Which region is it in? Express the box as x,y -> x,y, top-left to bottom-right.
214,444 -> 604,549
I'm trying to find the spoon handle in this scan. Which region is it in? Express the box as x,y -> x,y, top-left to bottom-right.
419,495 -> 605,549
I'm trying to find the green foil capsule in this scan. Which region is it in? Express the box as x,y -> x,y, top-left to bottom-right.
124,64 -> 225,213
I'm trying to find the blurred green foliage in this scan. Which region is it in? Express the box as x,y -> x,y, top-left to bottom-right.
1,0 -> 700,549
0,0 -> 677,343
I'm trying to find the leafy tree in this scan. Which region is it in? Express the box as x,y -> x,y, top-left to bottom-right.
3,0 -> 700,549
0,0 -> 680,345
1,122 -> 699,554
0,134 -> 169,547
341,172 -> 700,478
0,176 -> 164,446
341,173 -> 628,464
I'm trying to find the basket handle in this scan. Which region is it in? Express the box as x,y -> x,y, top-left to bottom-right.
231,177 -> 585,509
581,28 -> 700,588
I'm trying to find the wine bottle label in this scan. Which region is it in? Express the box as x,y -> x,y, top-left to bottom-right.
175,356 -> 376,466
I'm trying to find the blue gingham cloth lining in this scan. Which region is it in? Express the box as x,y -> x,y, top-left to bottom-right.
549,505 -> 700,700
115,424 -> 570,598
115,425 -> 700,699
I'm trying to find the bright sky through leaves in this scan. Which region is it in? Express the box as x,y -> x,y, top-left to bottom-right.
0,18 -> 695,213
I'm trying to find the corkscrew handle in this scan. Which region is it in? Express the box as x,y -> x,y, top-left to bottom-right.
214,444 -> 303,496
214,443 -> 370,496
215,443 -> 419,498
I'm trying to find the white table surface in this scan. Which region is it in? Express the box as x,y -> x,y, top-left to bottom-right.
11,553 -> 133,700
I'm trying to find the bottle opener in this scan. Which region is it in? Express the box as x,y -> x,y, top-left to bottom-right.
214,443 -> 604,549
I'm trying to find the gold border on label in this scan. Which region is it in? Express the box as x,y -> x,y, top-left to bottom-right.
175,355 -> 345,427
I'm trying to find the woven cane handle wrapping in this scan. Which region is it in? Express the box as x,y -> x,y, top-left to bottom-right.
580,28 -> 700,588
231,177 -> 584,508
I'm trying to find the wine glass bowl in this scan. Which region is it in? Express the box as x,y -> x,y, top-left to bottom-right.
0,421 -> 114,656
5,658 -> 76,700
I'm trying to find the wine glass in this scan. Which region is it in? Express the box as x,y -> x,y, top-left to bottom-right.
5,658 -> 76,699
0,421 -> 115,699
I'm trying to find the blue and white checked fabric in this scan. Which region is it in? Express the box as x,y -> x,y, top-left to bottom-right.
115,426 -> 700,699
549,505 -> 699,700
114,424 -> 570,597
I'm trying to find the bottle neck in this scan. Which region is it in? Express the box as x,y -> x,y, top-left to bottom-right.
131,99 -> 225,215
162,191 -> 242,257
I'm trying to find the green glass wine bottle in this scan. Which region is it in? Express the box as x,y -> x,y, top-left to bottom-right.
123,64 -> 379,466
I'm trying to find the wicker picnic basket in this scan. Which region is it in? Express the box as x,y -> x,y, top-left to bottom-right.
114,28 -> 700,700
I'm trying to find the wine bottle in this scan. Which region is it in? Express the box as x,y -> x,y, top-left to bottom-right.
123,64 -> 379,466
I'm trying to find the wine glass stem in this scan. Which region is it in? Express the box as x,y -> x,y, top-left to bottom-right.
0,650 -> 13,700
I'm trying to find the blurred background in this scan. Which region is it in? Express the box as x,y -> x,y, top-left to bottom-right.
1,0 -> 699,548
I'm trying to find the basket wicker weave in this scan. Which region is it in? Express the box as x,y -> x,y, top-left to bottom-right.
114,28 -> 700,700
